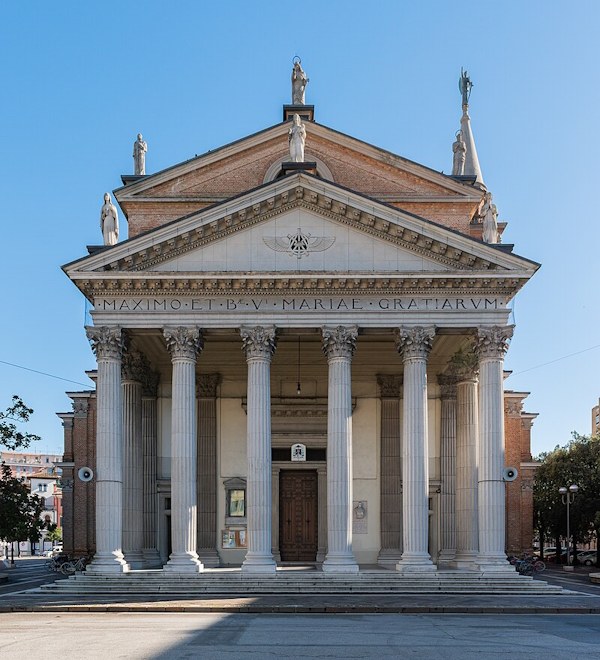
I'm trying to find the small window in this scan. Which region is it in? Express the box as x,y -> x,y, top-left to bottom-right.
229,490 -> 245,517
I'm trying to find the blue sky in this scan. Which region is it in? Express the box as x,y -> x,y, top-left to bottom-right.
0,1 -> 598,456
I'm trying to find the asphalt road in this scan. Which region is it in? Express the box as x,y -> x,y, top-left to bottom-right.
0,557 -> 65,596
2,612 -> 600,659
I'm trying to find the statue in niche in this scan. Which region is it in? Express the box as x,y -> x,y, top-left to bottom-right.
459,68 -> 473,107
133,133 -> 147,175
481,191 -> 499,244
291,60 -> 309,104
100,192 -> 119,245
452,130 -> 466,175
288,114 -> 306,162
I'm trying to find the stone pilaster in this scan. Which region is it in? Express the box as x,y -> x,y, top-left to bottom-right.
85,326 -> 129,573
377,375 -> 403,566
321,325 -> 359,573
241,325 -> 277,573
196,373 -> 220,567
163,326 -> 204,573
474,325 -> 514,571
451,349 -> 480,568
395,326 -> 436,572
437,373 -> 457,566
141,367 -> 160,566
121,350 -> 144,569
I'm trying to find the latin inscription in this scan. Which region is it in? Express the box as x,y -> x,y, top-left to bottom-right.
94,296 -> 504,313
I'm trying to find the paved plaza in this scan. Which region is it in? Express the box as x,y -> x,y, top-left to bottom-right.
2,611 -> 600,659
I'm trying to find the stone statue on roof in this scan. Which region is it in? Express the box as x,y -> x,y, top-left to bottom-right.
291,60 -> 309,105
133,133 -> 147,175
459,68 -> 473,107
288,114 -> 306,162
481,191 -> 498,244
100,192 -> 119,246
451,130 -> 466,175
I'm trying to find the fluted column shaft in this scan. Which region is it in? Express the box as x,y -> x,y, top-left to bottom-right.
396,326 -> 436,572
122,375 -> 143,569
322,325 -> 359,573
142,394 -> 159,562
85,326 -> 129,573
163,327 -> 203,573
241,326 -> 277,573
454,375 -> 479,566
377,376 -> 403,566
438,375 -> 457,565
475,326 -> 513,570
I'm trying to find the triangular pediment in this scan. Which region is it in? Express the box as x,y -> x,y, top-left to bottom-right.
65,174 -> 539,301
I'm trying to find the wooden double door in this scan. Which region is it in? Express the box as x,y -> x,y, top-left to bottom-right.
279,470 -> 318,561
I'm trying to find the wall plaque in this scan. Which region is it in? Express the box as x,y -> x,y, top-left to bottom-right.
352,500 -> 368,534
291,443 -> 306,461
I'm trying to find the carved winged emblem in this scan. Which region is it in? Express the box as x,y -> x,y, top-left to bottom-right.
263,228 -> 335,258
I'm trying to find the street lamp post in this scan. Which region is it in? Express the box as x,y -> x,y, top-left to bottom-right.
558,484 -> 578,567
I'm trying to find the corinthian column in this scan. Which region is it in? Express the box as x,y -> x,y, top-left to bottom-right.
85,326 -> 129,573
121,350 -> 145,569
163,326 -> 204,573
474,325 -> 514,571
322,325 -> 359,573
241,325 -> 277,573
395,326 -> 436,572
437,373 -> 457,566
453,349 -> 479,568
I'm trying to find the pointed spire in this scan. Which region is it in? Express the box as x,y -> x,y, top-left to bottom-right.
457,69 -> 484,187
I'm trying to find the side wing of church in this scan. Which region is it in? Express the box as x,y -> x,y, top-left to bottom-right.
57,66 -> 540,580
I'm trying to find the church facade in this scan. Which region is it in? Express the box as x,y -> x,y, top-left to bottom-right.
58,67 -> 539,576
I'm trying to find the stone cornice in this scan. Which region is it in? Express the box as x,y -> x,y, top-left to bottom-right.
73,272 -> 531,302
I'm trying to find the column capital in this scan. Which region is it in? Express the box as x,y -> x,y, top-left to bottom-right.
437,373 -> 458,399
322,325 -> 358,360
240,325 -> 277,360
121,350 -> 147,382
449,346 -> 479,382
196,373 -> 221,398
395,326 -> 435,361
163,326 -> 203,361
473,325 -> 514,360
377,374 -> 403,398
86,326 -> 125,360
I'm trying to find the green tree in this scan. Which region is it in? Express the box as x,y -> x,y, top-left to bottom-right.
0,396 -> 40,450
0,396 -> 43,565
534,434 -> 600,566
45,525 -> 62,547
0,463 -> 45,563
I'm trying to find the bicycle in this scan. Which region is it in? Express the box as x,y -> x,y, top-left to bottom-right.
45,554 -> 70,572
60,556 -> 90,575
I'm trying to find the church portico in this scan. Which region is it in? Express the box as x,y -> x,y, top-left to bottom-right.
58,65 -> 545,591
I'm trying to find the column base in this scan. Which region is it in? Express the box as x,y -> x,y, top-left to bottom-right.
242,553 -> 277,574
474,554 -> 513,572
397,552 -> 436,573
197,548 -> 221,568
164,552 -> 204,573
451,551 -> 479,570
142,547 -> 163,569
378,549 -> 403,567
316,549 -> 327,563
437,549 -> 456,567
123,550 -> 145,570
86,552 -> 130,574
322,553 -> 359,573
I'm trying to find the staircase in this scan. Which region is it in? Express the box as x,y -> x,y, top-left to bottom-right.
42,567 -> 563,595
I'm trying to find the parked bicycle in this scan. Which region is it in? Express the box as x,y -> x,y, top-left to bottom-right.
60,556 -> 90,575
45,554 -> 70,572
508,554 -> 545,575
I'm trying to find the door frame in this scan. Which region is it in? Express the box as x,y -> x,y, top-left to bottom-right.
272,462 -> 327,563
